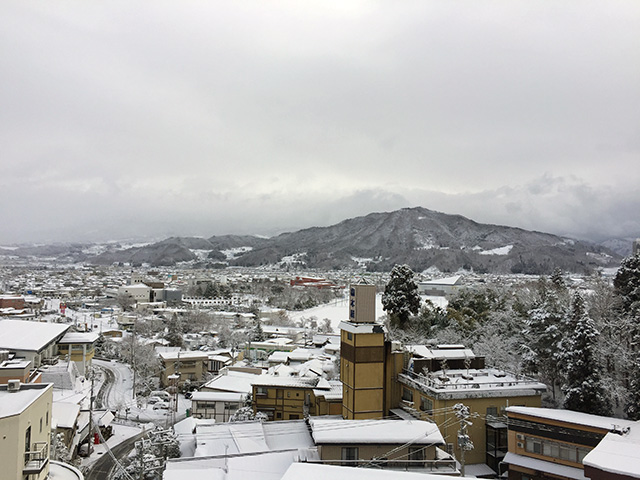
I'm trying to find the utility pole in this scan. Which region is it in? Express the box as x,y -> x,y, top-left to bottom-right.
454,403 -> 474,477
86,370 -> 95,456
131,320 -> 137,400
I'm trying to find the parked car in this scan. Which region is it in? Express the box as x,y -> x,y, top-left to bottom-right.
150,391 -> 172,402
147,396 -> 162,405
153,401 -> 170,410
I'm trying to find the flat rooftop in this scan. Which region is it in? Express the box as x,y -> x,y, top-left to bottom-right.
400,368 -> 547,399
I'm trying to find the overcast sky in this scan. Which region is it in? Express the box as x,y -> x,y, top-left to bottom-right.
1,1 -> 639,245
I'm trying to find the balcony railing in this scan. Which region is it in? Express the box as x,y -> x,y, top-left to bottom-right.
399,369 -> 541,393
24,442 -> 49,474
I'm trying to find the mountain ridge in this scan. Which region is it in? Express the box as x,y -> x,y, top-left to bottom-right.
1,207 -> 624,273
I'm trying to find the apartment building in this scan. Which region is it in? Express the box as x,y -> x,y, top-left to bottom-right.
0,381 -> 53,480
504,406 -> 635,479
252,376 -> 342,421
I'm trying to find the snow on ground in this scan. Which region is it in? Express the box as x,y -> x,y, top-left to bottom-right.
190,249 -> 212,261
221,246 -> 253,260
288,293 -> 447,332
478,245 -> 514,255
79,423 -> 144,469
93,359 -> 192,425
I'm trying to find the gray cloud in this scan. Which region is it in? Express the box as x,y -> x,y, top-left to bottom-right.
1,1 -> 639,244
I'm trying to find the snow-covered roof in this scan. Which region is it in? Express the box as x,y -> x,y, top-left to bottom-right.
281,463 -> 473,480
582,423 -> 640,478
504,451 -> 586,480
420,275 -> 461,286
401,369 -> 547,399
208,354 -> 232,363
122,283 -> 151,290
0,319 -> 70,352
309,417 -> 444,445
251,376 -> 320,389
52,402 -> 80,429
268,351 -> 290,363
165,450 -> 318,480
0,383 -> 52,419
506,406 -> 636,431
59,332 -> 100,344
0,359 -> 32,370
191,392 -> 245,403
313,380 -> 342,400
407,344 -> 475,360
189,419 -> 315,457
159,350 -> 209,361
202,371 -> 260,394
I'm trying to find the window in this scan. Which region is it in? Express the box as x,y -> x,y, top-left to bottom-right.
342,447 -> 358,465
525,437 -> 542,454
25,426 -> 31,452
486,406 -> 498,417
402,387 -> 413,402
347,332 -> 353,341
408,447 -> 425,467
420,396 -> 433,413
40,418 -> 43,433
289,414 -> 299,420
524,435 -> 585,464
276,412 -> 282,419
276,389 -> 284,398
256,387 -> 268,396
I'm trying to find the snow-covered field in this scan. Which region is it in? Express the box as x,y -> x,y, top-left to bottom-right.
287,293 -> 447,332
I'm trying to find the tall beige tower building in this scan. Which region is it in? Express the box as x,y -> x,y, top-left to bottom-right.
340,283 -> 387,420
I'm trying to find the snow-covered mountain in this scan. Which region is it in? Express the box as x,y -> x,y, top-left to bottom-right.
1,207 -> 623,273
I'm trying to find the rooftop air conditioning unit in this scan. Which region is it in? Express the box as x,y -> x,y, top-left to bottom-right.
7,379 -> 20,392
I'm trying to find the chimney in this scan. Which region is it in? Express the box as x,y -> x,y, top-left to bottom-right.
7,379 -> 20,392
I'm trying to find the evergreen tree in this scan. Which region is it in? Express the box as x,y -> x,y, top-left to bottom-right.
382,264 -> 421,329
203,282 -> 217,299
251,316 -> 266,342
522,289 -> 565,398
613,254 -> 640,419
561,293 -> 611,415
614,253 -> 640,313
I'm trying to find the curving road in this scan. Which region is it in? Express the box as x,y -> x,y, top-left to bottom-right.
84,431 -> 145,480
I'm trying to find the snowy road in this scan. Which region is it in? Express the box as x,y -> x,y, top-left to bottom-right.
93,359 -> 191,426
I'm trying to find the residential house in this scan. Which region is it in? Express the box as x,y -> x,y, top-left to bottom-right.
52,402 -> 80,453
308,416 -> 456,473
252,376 -> 342,421
0,381 -> 53,480
201,368 -> 261,396
159,350 -> 209,388
190,391 -> 246,421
